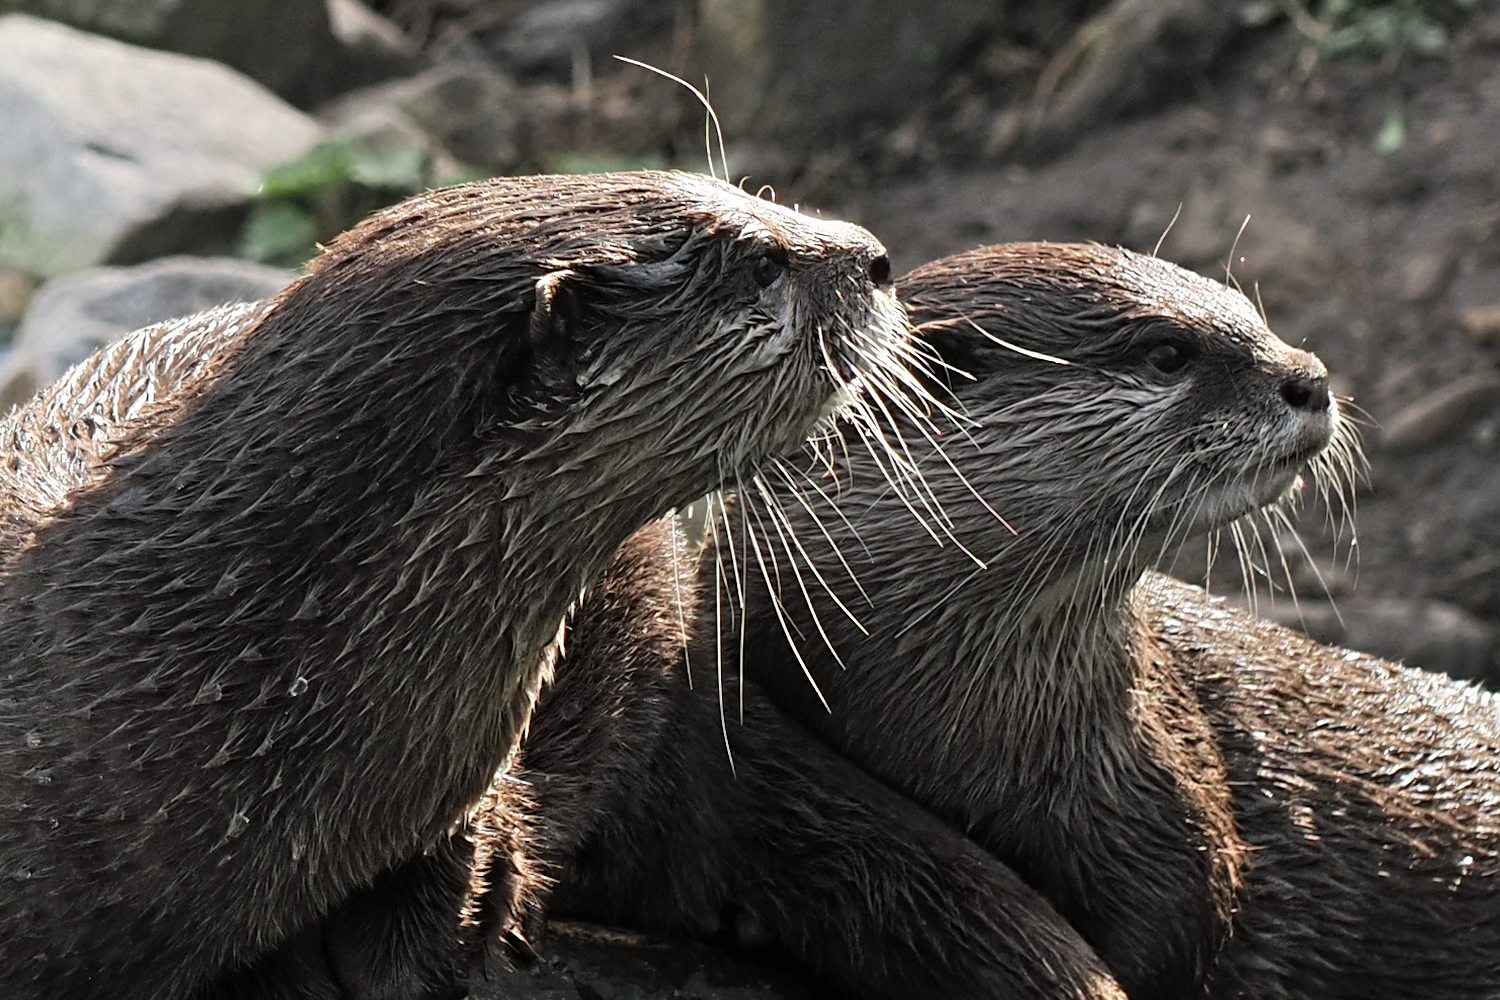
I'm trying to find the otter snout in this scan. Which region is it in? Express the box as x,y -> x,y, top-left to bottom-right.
1280,373 -> 1330,412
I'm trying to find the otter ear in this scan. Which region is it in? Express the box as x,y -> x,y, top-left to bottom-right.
529,270 -> 580,350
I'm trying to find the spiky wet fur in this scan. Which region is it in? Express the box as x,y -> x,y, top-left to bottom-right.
0,171 -> 914,999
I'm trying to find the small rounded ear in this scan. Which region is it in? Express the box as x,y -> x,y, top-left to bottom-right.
528,270 -> 580,351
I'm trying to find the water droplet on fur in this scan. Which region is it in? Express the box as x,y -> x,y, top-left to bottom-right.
227,811 -> 250,839
577,364 -> 624,389
10,869 -> 31,880
287,676 -> 308,697
24,731 -> 41,748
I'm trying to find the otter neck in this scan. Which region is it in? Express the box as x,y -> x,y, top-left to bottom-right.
735,466 -> 1157,831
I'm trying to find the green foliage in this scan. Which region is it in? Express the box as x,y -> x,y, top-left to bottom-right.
1241,0 -> 1493,57
239,138 -> 485,269
1374,108 -> 1407,153
544,151 -> 669,175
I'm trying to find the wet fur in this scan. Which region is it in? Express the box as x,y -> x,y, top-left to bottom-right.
523,519 -> 1127,1000
0,171 -> 906,999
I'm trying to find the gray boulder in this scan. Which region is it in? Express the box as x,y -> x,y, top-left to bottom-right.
697,0 -> 999,149
0,0 -> 416,105
322,62 -> 521,172
0,256 -> 294,411
0,14 -> 324,278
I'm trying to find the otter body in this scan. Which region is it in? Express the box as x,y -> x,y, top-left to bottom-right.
0,171 -> 909,999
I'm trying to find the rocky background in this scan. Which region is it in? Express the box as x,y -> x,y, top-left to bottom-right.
2,0 -> 1500,994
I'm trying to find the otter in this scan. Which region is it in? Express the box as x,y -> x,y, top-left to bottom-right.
0,171 -> 914,1000
504,242 -> 1500,999
701,242 -> 1500,999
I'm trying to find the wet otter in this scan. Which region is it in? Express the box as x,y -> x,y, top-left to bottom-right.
0,171 -> 914,999
707,242 -> 1500,999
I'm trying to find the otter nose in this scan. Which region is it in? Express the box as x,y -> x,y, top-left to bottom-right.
1280,375 -> 1330,412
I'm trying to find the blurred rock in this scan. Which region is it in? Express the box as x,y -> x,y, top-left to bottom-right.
1380,372 -> 1500,451
0,269 -> 34,325
0,256 -> 294,411
0,15 -> 323,278
486,0 -> 628,78
1461,304 -> 1500,346
698,0 -> 1000,146
1397,249 -> 1451,303
328,0 -> 418,60
322,62 -> 520,172
471,920 -> 816,999
1023,0 -> 1239,158
1253,595 -> 1498,685
0,0 -> 417,105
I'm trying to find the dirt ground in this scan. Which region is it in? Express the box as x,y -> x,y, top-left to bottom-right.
817,13 -> 1500,678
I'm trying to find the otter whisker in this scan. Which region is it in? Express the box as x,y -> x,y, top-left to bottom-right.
739,496 -> 833,713
668,508 -> 694,690
613,56 -> 728,182
1152,202 -> 1184,258
1223,214 -> 1253,293
769,459 -> 874,607
750,477 -> 862,672
707,509 -> 735,770
753,472 -> 867,633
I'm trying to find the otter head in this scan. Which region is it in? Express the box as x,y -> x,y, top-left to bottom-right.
900,241 -> 1358,587
262,171 -> 910,538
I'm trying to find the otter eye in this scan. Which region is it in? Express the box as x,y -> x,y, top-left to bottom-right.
752,248 -> 788,289
1144,341 -> 1193,374
868,254 -> 892,286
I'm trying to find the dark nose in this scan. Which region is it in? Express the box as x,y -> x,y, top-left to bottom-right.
1280,375 -> 1330,412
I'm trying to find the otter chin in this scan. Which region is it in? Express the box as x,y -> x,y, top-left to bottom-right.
0,171 -> 919,1000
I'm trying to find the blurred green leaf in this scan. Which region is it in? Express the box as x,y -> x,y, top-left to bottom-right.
1374,108 -> 1407,154
345,143 -> 427,190
258,144 -> 352,199
1240,1 -> 1282,27
545,151 -> 669,175
239,201 -> 319,267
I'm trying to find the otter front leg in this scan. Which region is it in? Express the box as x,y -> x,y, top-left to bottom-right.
320,835 -> 479,1000
194,834 -> 483,1000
